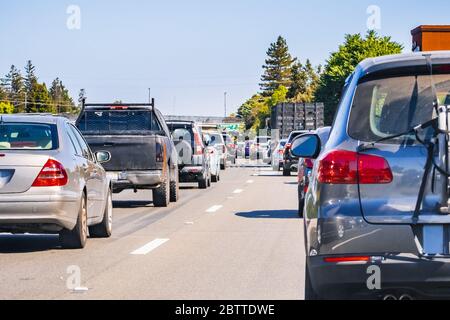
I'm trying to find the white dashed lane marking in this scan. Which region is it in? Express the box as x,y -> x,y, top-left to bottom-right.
206,205 -> 223,213
131,238 -> 169,255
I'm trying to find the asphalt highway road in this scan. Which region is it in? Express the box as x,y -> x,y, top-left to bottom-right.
0,163 -> 305,300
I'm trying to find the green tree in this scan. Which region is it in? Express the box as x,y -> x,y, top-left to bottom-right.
260,36 -> 296,96
315,30 -> 403,124
237,94 -> 268,130
4,65 -> 25,112
50,78 -> 75,113
24,60 -> 37,94
0,101 -> 14,114
29,82 -> 54,113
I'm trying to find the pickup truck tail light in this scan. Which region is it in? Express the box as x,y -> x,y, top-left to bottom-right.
32,159 -> 68,187
317,150 -> 393,184
155,143 -> 165,163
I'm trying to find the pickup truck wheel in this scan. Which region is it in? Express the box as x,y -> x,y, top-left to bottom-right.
170,171 -> 179,202
89,189 -> 113,238
153,166 -> 170,207
60,193 -> 88,249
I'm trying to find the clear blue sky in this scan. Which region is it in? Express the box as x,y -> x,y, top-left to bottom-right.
1,0 -> 449,116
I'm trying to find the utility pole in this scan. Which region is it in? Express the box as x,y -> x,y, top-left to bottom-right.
224,91 -> 227,118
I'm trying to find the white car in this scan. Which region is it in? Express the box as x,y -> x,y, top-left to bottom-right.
271,139 -> 288,171
204,133 -> 221,182
0,115 -> 113,249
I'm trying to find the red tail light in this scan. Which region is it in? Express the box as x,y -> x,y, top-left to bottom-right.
193,131 -> 203,155
317,150 -> 393,184
32,159 -> 68,187
324,256 -> 370,263
304,158 -> 314,169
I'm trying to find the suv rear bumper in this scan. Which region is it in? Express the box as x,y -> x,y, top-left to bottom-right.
308,254 -> 450,299
108,170 -> 163,192
179,166 -> 205,183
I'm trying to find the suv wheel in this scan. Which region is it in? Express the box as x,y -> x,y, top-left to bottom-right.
283,166 -> 291,176
198,176 -> 208,189
153,165 -> 170,207
60,193 -> 88,249
170,170 -> 180,202
89,189 -> 113,238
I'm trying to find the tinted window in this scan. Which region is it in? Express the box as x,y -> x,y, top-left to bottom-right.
0,123 -> 58,150
65,124 -> 83,155
69,125 -> 93,160
349,73 -> 450,143
209,133 -> 224,146
77,110 -> 161,135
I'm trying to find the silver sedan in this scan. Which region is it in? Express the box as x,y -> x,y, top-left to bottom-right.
0,115 -> 112,249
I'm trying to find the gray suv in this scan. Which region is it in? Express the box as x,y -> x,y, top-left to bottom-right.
292,51 -> 450,300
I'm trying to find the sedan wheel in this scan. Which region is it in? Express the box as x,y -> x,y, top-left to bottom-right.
60,193 -> 88,249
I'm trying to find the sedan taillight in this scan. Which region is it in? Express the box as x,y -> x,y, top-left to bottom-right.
32,159 -> 68,187
317,150 -> 393,184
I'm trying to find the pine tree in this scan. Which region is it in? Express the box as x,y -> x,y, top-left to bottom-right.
24,60 -> 37,94
50,78 -> 75,113
260,36 -> 296,96
287,59 -> 321,102
4,65 -> 25,113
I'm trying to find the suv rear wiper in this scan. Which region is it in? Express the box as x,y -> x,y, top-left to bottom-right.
357,118 -> 438,152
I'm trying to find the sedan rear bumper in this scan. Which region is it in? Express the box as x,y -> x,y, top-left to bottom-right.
0,198 -> 79,232
309,254 -> 450,299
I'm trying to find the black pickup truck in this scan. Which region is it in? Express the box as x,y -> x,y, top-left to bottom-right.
76,100 -> 179,207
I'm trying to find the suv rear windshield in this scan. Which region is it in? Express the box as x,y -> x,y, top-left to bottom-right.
77,110 -> 161,135
0,123 -> 58,150
349,71 -> 450,143
168,123 -> 194,148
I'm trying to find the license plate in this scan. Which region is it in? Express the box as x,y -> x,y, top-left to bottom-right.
118,172 -> 128,180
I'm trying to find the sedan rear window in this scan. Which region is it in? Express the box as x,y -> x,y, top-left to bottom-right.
349,72 -> 450,143
77,110 -> 161,135
0,123 -> 58,150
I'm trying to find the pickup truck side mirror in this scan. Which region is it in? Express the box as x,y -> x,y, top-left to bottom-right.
96,151 -> 111,164
291,134 -> 321,159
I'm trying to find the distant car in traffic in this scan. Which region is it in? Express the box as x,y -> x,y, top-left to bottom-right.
167,120 -> 211,189
206,131 -> 227,170
251,136 -> 270,161
77,101 -> 179,207
296,127 -> 330,217
271,139 -> 287,171
283,130 -> 309,176
222,133 -> 237,165
203,133 -> 221,182
0,115 -> 113,249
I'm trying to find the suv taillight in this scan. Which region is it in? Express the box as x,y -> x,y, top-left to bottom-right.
304,158 -> 314,169
193,131 -> 203,155
317,150 -> 393,184
32,159 -> 68,187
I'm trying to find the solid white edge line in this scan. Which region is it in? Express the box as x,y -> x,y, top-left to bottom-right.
131,238 -> 169,255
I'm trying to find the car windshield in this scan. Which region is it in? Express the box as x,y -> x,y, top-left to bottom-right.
349,72 -> 450,143
77,110 -> 161,135
0,123 -> 58,150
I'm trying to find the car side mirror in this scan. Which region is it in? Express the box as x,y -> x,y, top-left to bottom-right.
96,151 -> 111,163
291,134 -> 321,159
